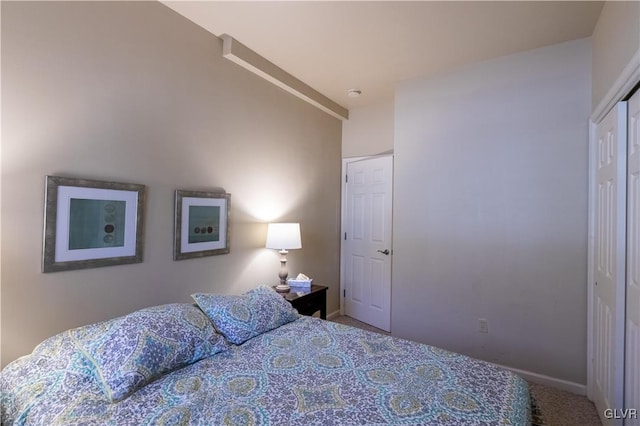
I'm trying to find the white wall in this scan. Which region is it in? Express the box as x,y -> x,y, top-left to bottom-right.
1,1 -> 342,367
342,100 -> 394,158
591,1 -> 640,112
393,39 -> 591,385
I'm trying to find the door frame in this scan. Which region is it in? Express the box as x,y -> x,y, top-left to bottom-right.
587,118 -> 596,401
588,117 -> 597,401
340,154 -> 394,318
587,48 -> 640,401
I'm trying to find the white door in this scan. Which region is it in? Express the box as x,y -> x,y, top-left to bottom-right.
594,102 -> 627,426
625,90 -> 640,423
343,156 -> 393,331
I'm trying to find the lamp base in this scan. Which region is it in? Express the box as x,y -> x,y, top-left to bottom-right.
275,284 -> 290,293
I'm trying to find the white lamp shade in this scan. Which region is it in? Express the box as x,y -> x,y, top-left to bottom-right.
266,223 -> 302,250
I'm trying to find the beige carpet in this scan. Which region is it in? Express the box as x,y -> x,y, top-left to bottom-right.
529,382 -> 601,426
331,314 -> 391,335
330,315 -> 602,426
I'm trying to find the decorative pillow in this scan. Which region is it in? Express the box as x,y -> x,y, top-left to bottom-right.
192,285 -> 300,345
68,303 -> 227,402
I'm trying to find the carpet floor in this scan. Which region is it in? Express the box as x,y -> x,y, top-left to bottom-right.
330,315 -> 602,426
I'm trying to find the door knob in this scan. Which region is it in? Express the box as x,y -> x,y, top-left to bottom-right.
377,249 -> 390,255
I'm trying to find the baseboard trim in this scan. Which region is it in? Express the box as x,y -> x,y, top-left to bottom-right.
497,363 -> 587,396
326,310 -> 340,320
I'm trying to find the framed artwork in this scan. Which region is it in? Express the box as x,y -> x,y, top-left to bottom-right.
174,190 -> 231,260
42,175 -> 146,273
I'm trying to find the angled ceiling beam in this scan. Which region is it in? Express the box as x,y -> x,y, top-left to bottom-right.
221,34 -> 349,121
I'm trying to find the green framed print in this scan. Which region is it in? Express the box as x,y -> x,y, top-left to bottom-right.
174,190 -> 231,260
42,176 -> 146,273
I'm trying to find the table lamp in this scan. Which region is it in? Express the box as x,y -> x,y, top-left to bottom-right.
266,223 -> 302,292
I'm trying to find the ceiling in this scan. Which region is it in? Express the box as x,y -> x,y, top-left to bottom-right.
162,1 -> 604,111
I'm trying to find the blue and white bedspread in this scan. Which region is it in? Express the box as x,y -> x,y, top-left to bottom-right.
2,316 -> 530,425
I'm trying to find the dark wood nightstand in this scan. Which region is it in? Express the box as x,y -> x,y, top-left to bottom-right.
276,285 -> 328,319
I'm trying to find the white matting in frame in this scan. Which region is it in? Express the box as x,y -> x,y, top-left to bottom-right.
55,186 -> 138,262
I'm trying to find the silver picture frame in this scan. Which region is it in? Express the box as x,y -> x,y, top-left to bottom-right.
42,175 -> 146,273
174,189 -> 231,260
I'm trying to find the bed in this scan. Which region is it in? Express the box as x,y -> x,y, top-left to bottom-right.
1,286 -> 531,425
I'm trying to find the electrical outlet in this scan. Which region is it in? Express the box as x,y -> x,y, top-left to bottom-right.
478,318 -> 489,334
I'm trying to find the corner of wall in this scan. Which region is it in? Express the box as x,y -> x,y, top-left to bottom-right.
591,0 -> 640,117
341,99 -> 395,158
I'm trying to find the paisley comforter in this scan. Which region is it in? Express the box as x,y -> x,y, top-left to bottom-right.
1,316 -> 530,425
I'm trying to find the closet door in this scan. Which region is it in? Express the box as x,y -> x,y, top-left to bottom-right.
626,90 -> 640,421
593,102 -> 627,425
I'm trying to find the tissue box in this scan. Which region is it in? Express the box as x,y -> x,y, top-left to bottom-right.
287,279 -> 312,289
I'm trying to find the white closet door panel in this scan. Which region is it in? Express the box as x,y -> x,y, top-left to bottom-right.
594,102 -> 627,426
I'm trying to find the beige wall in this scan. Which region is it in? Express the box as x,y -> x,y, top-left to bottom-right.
393,39 -> 591,385
342,100 -> 394,158
1,1 -> 341,367
591,1 -> 640,111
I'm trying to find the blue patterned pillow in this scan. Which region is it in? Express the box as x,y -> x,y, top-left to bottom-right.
192,286 -> 300,345
69,303 -> 227,402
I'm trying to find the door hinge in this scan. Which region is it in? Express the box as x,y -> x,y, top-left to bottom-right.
344,232 -> 347,240
343,289 -> 346,297
345,174 -> 348,183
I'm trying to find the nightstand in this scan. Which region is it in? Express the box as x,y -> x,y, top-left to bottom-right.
277,285 -> 328,319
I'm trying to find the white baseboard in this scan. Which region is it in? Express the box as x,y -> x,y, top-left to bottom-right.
497,363 -> 587,396
326,310 -> 340,320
